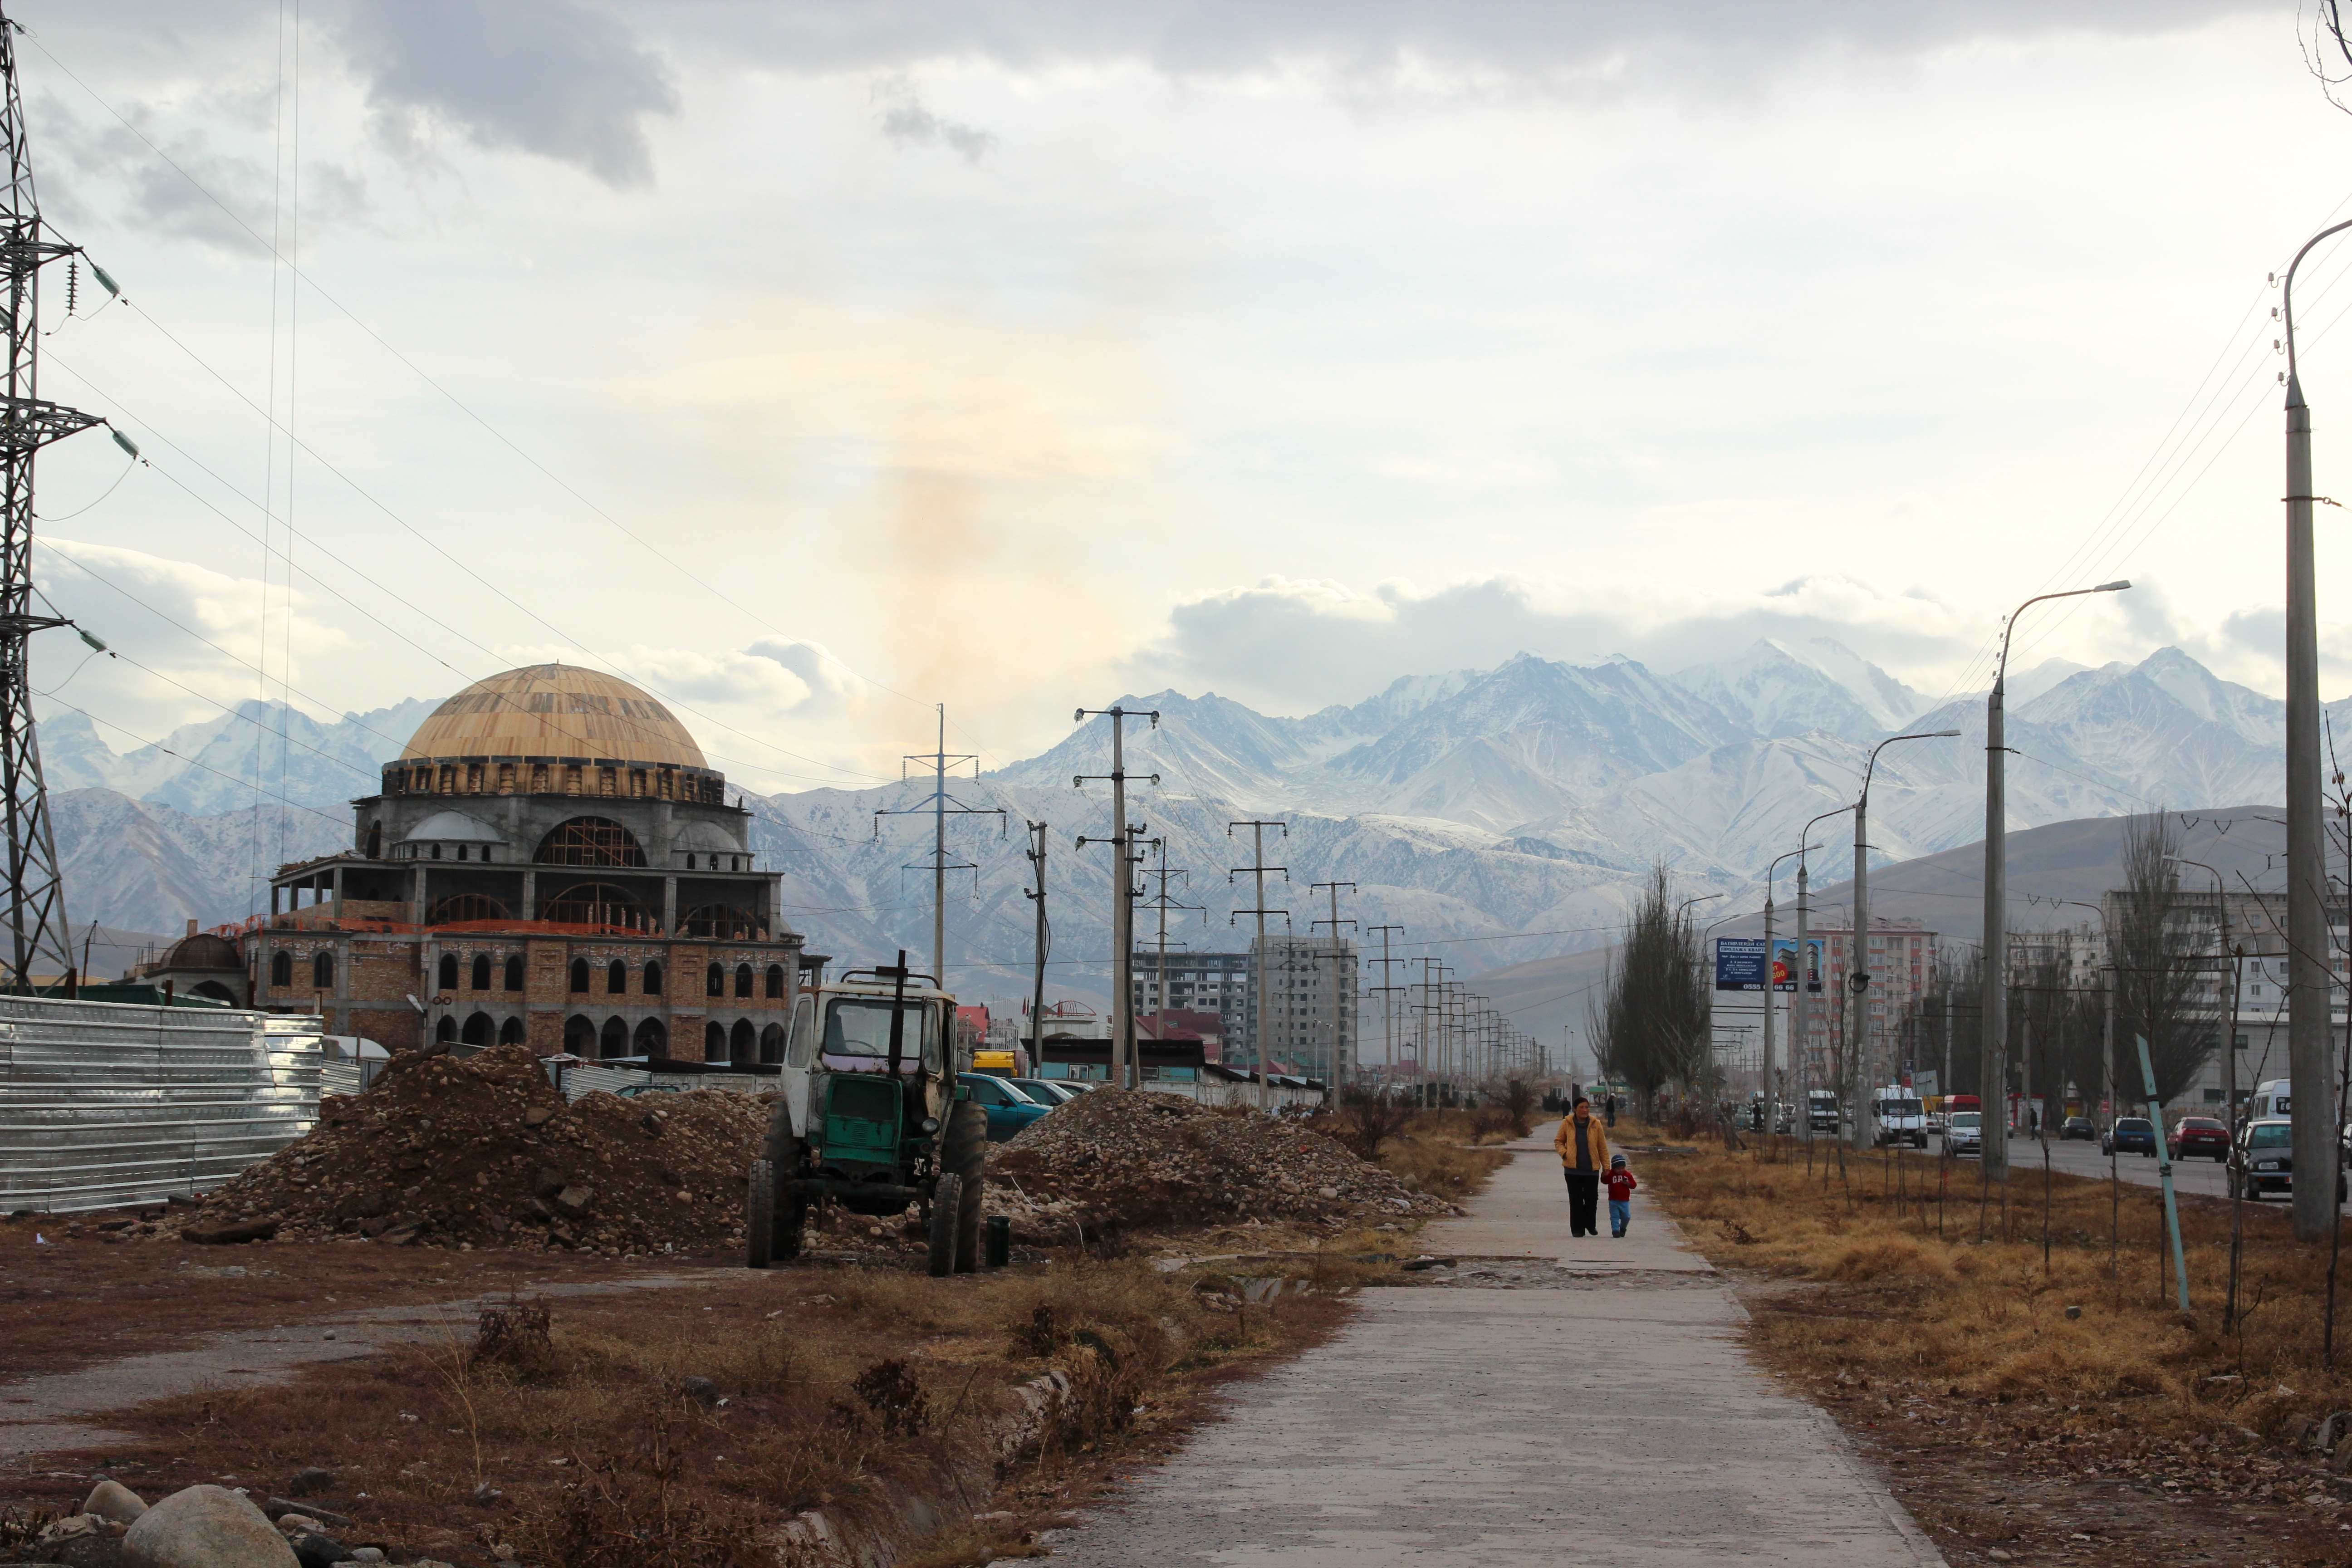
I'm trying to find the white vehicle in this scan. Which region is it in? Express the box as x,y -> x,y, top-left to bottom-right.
1945,1111 -> 1983,1157
2246,1078 -> 2291,1122
1807,1088 -> 1842,1132
1872,1087 -> 1928,1148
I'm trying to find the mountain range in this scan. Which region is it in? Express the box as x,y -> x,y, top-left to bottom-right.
33,641 -> 2318,1022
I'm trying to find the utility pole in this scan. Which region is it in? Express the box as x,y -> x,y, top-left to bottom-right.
1309,880 -> 1356,1108
1412,958 -> 1443,1108
1138,838 -> 1200,1065
1982,582 -> 2128,1177
1852,729 -> 1960,1149
1367,923 -> 1406,1099
1797,806 -> 1851,1149
874,705 -> 1004,984
0,6 -> 108,992
2282,225 -> 2351,1242
1227,818 -> 1288,1111
1075,706 -> 1159,1089
1022,820 -> 1049,1075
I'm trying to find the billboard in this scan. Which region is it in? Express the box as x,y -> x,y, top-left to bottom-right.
1714,938 -> 1768,992
1771,936 -> 1825,994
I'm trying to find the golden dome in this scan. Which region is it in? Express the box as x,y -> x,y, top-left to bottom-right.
402,665 -> 707,769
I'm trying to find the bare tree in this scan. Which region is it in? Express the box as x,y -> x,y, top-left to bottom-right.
1595,863 -> 1713,1119
2305,1 -> 2352,113
2109,812 -> 2225,1107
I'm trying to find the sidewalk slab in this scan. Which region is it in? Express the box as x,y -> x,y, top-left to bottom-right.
1420,1142 -> 1710,1272
1044,1148 -> 1942,1568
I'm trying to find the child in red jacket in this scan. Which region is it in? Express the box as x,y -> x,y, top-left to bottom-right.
1606,1153 -> 1637,1239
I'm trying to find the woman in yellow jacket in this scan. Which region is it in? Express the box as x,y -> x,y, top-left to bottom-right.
1555,1098 -> 1611,1237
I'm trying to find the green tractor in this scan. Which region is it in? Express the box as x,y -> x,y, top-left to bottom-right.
744,954 -> 989,1276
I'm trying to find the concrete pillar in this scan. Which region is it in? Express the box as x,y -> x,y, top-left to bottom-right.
331,864 -> 344,918
412,866 -> 428,926
522,870 -> 536,921
663,876 -> 677,935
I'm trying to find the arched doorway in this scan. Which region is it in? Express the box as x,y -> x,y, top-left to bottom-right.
191,980 -> 237,1004
498,1015 -> 527,1046
599,1017 -> 629,1058
703,1021 -> 725,1061
730,1019 -> 755,1066
461,1011 -> 495,1048
760,1023 -> 786,1065
435,1014 -> 457,1044
633,1017 -> 668,1058
564,1014 -> 597,1056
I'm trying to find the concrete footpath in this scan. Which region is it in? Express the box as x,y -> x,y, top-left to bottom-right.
1046,1140 -> 1944,1567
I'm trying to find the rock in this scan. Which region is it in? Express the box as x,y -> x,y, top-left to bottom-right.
373,1225 -> 421,1247
274,1516 -> 322,1536
2332,1435 -> 2352,1475
288,1532 -> 353,1568
2064,1304 -> 2082,1320
555,1184 -> 593,1212
39,1514 -> 106,1544
181,1218 -> 280,1245
522,1104 -> 556,1127
1401,1255 -> 1455,1271
263,1500 -> 353,1530
84,1480 -> 148,1524
121,1485 -> 299,1568
471,1482 -> 502,1505
680,1375 -> 720,1406
348,1552 -> 385,1563
285,1468 -> 333,1498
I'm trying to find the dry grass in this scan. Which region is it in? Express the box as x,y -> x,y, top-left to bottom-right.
1641,1127 -> 2352,1441
11,1259 -> 1336,1568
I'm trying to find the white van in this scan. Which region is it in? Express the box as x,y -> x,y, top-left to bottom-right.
2247,1079 -> 2291,1122
1872,1086 -> 1928,1148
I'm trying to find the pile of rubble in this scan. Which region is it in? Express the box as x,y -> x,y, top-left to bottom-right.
985,1087 -> 1455,1233
172,1042 -> 767,1257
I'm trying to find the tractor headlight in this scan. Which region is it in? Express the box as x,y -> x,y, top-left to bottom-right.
920,1116 -> 940,1133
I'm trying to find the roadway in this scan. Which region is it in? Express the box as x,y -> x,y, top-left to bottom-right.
1872,1129 -> 2347,1211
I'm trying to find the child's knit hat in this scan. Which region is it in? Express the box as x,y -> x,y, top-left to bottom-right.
1610,1152 -> 1627,1168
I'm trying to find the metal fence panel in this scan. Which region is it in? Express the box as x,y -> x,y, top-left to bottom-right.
0,997 -> 323,1215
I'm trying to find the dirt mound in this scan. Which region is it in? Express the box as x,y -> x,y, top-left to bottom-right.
985,1087 -> 1453,1232
175,1043 -> 767,1256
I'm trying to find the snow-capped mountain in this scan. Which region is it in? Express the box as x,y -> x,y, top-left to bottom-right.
39,642 -> 2321,1014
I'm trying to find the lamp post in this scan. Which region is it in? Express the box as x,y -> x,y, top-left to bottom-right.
1797,806 -> 1855,1148
2169,854 -> 2246,1326
1851,729 -> 1962,1150
1764,844 -> 1821,1138
2282,221 -> 2351,1243
1983,581 -> 2131,1175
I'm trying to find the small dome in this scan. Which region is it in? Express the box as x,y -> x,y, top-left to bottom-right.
402,810 -> 505,845
162,932 -> 242,970
672,821 -> 740,853
404,664 -> 706,770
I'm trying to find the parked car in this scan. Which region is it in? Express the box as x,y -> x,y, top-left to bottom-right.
2102,1116 -> 2157,1157
2234,1116 -> 2350,1203
2059,1116 -> 2097,1142
1945,1111 -> 1983,1157
1010,1077 -> 1081,1105
2167,1116 -> 2231,1162
957,1071 -> 1053,1142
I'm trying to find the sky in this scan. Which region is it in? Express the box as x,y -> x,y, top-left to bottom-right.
16,0 -> 2352,796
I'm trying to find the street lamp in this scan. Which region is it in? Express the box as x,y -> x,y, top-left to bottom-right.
1982,579 -> 2130,1175
1796,805 -> 1855,1147
2167,854 -> 2247,1327
1850,729 -> 1962,1148
2282,221 -> 2352,1242
1762,843 -> 1821,1135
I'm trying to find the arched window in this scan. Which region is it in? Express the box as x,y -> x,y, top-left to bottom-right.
461,1011 -> 495,1047
706,962 -> 724,997
533,817 -> 647,867
599,1016 -> 629,1059
764,964 -> 786,1000
312,951 -> 334,989
730,1018 -> 756,1066
633,1017 -> 669,1059
504,955 -> 524,992
564,1014 -> 597,1055
437,953 -> 459,991
569,958 -> 590,994
428,893 -> 510,924
499,1015 -> 527,1046
704,1020 -> 726,1061
734,963 -> 754,998
607,959 -> 627,995
542,882 -> 644,929
471,954 -> 491,991
436,1014 -> 457,1043
643,959 -> 663,995
760,1022 -> 787,1065
270,949 -> 291,987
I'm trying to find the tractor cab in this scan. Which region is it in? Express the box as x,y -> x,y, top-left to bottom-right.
748,953 -> 989,1276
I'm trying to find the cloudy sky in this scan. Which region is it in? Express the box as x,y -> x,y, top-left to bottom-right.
15,0 -> 2352,792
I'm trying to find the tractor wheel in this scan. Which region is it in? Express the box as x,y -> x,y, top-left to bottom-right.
927,1172 -> 962,1278
746,1159 -> 775,1270
944,1101 -> 987,1273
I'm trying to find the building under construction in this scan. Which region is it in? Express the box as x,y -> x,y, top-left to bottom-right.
143,664 -> 808,1060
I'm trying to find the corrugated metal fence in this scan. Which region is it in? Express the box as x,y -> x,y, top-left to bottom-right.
0,997 -> 324,1215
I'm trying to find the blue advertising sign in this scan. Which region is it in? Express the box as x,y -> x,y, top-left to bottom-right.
1771,936 -> 1825,994
1714,937 -> 1768,992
